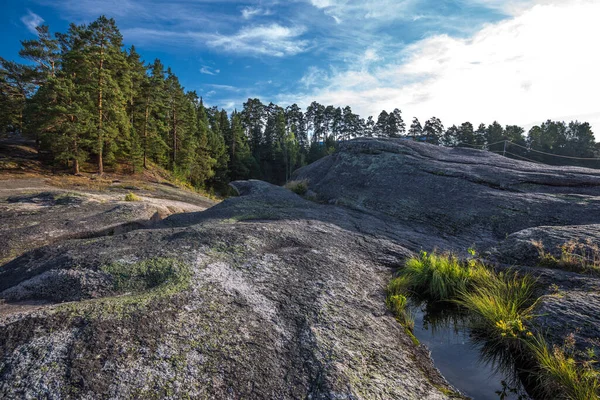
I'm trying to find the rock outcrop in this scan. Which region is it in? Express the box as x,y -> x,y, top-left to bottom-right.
2,138 -> 600,398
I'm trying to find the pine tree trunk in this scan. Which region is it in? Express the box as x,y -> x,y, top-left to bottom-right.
73,119 -> 79,175
97,27 -> 105,175
143,98 -> 149,169
172,109 -> 177,166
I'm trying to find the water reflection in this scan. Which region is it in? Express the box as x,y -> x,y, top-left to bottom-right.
410,301 -> 530,399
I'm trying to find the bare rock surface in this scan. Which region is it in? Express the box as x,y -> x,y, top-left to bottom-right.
0,180 -> 456,399
2,138 -> 600,398
293,138 -> 600,242
0,178 -> 213,263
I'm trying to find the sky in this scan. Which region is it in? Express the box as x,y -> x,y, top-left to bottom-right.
1,0 -> 599,136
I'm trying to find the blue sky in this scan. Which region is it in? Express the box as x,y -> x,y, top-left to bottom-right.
2,0 -> 599,135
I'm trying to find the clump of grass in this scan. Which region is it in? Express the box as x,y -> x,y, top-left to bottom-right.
386,293 -> 415,331
533,239 -> 600,275
527,334 -> 599,400
284,179 -> 309,196
124,192 -> 141,201
101,258 -> 190,293
394,251 -> 493,302
456,271 -> 537,341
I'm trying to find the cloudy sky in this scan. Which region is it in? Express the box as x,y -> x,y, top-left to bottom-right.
2,0 -> 599,135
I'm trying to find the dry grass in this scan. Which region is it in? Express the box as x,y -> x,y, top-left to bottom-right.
284,179 -> 309,196
533,239 -> 600,275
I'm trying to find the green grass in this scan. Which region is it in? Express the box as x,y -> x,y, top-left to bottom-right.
124,192 -> 141,201
392,251 -> 494,302
284,179 -> 309,196
389,251 -> 598,400
527,335 -> 599,400
385,293 -> 415,331
456,271 -> 537,341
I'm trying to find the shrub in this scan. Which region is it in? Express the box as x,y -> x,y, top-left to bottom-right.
285,179 -> 309,196
124,192 -> 141,202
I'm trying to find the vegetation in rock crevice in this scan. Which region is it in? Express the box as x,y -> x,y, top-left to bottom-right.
386,251 -> 599,400
533,239 -> 600,276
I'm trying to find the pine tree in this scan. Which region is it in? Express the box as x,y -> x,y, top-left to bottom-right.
408,117 -> 423,139
364,116 -> 375,137
423,117 -> 444,145
387,108 -> 405,137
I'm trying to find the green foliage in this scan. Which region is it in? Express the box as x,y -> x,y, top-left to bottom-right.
385,293 -> 415,331
390,252 -> 598,400
124,192 -> 140,201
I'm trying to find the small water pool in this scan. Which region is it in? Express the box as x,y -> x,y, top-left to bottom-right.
411,304 -> 529,399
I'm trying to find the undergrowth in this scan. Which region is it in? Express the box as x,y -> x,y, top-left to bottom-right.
387,251 -> 599,400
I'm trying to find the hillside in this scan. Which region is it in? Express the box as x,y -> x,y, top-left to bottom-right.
1,138 -> 599,399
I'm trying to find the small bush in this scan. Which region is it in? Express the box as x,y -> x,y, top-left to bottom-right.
124,192 -> 141,202
285,179 -> 309,196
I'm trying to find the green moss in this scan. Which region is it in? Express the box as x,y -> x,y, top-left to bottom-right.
101,258 -> 188,293
57,258 -> 191,319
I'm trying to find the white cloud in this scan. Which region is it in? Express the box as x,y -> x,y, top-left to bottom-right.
200,66 -> 220,75
284,0 -> 600,136
241,6 -> 272,19
207,24 -> 309,57
21,10 -> 44,34
122,23 -> 309,57
308,0 -> 417,22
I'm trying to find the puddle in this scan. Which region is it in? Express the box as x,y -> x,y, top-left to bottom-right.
411,302 -> 529,400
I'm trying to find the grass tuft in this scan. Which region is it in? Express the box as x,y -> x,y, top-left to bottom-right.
527,334 -> 599,400
124,192 -> 141,202
284,179 -> 309,196
394,251 -> 493,302
456,271 -> 537,341
389,251 -> 599,400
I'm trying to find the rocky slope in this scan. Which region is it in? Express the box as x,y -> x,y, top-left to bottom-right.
294,138 -> 600,355
1,138 -> 600,398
